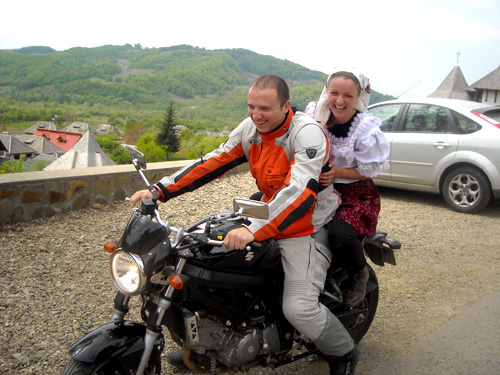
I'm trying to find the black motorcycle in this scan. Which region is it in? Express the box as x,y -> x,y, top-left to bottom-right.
62,148 -> 401,375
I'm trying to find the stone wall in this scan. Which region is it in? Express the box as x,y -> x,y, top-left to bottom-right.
0,161 -> 249,226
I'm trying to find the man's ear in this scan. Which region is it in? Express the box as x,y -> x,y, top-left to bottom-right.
283,99 -> 291,112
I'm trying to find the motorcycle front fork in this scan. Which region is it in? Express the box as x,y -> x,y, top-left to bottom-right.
112,257 -> 187,375
111,287 -> 173,375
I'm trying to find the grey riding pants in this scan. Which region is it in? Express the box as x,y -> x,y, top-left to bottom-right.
278,236 -> 354,357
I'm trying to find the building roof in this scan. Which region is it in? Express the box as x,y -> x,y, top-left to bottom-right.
33,152 -> 62,163
64,122 -> 97,134
25,121 -> 61,134
467,65 -> 500,91
43,131 -> 116,170
95,124 -> 123,136
14,134 -> 65,155
0,134 -> 37,156
427,65 -> 469,100
33,129 -> 83,152
0,138 -> 7,152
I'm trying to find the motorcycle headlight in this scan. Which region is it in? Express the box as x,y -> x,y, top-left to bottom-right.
110,251 -> 146,295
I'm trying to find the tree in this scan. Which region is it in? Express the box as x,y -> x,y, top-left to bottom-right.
176,129 -> 226,160
136,133 -> 167,162
157,102 -> 180,159
187,135 -> 226,159
122,123 -> 147,145
95,134 -> 130,164
0,155 -> 25,174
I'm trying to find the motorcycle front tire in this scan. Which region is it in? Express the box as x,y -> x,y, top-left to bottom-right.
61,355 -> 161,375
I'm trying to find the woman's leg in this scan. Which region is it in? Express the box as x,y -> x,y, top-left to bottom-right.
328,218 -> 368,305
328,218 -> 366,277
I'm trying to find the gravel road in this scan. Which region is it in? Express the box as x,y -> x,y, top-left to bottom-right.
1,171 -> 500,375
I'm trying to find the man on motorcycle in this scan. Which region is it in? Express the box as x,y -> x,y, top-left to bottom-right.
129,75 -> 360,375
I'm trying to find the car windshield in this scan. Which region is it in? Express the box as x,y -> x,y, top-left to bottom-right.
368,103 -> 403,131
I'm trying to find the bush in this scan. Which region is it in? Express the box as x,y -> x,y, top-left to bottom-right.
95,133 -> 130,164
0,156 -> 25,174
31,159 -> 51,171
135,133 -> 167,162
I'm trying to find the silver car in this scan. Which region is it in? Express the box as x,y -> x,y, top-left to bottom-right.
368,98 -> 500,213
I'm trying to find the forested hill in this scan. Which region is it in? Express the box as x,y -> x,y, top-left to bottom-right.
0,44 -> 394,132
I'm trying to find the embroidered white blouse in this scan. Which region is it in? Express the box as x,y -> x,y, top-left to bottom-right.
324,112 -> 390,184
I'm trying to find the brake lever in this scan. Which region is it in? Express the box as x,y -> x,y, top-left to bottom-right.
189,232 -> 210,246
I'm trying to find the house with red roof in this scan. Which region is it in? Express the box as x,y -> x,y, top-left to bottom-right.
33,129 -> 82,152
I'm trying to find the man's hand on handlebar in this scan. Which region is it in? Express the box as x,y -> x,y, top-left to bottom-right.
224,227 -> 255,250
129,189 -> 153,207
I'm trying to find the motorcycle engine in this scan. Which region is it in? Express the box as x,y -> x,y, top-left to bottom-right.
186,313 -> 281,368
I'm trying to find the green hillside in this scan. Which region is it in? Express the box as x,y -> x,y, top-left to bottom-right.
0,44 -> 394,133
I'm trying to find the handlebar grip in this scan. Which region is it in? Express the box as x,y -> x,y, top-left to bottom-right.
206,239 -> 262,251
206,239 -> 224,246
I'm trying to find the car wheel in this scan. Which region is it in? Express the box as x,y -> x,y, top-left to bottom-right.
442,167 -> 492,213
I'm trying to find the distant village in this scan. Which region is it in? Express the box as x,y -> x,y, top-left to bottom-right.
427,64 -> 500,103
0,122 -> 121,171
1,64 -> 499,173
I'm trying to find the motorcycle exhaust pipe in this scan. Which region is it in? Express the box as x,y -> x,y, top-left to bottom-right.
183,348 -> 209,374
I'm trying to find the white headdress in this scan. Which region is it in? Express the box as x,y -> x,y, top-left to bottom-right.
313,67 -> 371,125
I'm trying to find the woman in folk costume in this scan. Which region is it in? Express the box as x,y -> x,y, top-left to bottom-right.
306,67 -> 390,305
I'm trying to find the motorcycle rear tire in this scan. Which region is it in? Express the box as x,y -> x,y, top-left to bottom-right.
61,356 -> 161,375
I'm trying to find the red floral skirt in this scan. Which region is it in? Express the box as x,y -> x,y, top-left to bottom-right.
333,179 -> 381,237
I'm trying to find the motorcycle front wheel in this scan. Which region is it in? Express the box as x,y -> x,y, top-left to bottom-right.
62,355 -> 161,375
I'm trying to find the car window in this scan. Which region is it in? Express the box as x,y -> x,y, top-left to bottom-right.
481,108 -> 500,122
453,111 -> 482,134
368,104 -> 403,132
403,104 -> 451,133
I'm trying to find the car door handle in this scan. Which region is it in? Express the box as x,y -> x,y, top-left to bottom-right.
433,141 -> 450,149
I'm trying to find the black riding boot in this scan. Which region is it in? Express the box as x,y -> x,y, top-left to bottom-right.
325,346 -> 360,375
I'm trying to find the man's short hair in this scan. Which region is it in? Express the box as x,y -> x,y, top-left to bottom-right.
250,75 -> 290,107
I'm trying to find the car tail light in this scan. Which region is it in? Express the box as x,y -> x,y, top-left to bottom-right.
471,110 -> 500,129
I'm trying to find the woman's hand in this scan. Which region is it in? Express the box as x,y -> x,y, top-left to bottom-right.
320,161 -> 336,186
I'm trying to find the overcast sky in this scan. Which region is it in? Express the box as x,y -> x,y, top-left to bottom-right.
1,0 -> 499,98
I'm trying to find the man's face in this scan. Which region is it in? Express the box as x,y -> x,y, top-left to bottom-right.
247,87 -> 290,134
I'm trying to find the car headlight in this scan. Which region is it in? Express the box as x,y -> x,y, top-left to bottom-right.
110,250 -> 146,295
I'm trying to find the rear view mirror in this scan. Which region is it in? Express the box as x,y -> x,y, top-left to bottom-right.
233,198 -> 269,219
129,147 -> 147,170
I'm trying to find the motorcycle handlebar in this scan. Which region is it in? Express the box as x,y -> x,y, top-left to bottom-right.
206,238 -> 262,252
125,195 -> 261,252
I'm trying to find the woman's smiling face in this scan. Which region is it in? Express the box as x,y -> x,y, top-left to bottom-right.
327,76 -> 360,125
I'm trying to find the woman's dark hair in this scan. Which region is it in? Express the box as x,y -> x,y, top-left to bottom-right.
328,71 -> 361,96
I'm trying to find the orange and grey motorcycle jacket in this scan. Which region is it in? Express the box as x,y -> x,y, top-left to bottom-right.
154,110 -> 339,242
